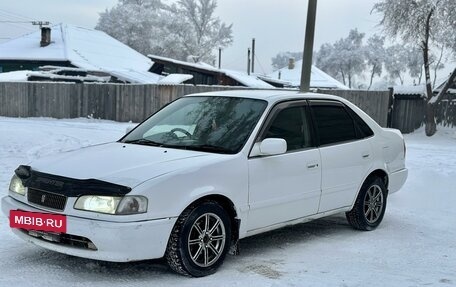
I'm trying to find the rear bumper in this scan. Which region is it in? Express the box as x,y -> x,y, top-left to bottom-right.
388,168 -> 408,194
2,196 -> 176,262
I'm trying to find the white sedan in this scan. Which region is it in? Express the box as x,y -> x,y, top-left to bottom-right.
2,90 -> 408,277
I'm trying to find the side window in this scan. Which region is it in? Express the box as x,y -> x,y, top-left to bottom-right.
345,106 -> 374,138
263,105 -> 312,151
311,103 -> 357,145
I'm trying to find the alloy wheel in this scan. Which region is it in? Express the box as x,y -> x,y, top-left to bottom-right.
187,213 -> 226,267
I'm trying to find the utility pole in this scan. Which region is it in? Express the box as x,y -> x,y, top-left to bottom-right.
247,48 -> 251,75
32,21 -> 50,28
300,0 -> 317,92
251,38 -> 255,73
218,48 -> 222,69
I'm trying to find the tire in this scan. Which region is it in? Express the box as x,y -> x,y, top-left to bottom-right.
346,176 -> 387,231
165,201 -> 232,277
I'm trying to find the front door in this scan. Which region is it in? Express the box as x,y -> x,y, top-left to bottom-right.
247,101 -> 321,232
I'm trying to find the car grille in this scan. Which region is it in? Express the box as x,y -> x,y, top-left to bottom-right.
21,229 -> 97,250
27,188 -> 67,211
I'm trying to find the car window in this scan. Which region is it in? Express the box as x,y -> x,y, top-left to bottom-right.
122,96 -> 267,154
311,102 -> 357,146
345,106 -> 374,138
263,105 -> 312,151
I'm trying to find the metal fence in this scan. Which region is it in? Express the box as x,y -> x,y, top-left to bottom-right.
0,82 -> 390,126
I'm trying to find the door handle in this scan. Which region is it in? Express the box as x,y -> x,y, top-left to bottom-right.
362,153 -> 370,158
307,163 -> 319,169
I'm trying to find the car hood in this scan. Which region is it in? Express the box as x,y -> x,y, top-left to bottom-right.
30,142 -> 219,188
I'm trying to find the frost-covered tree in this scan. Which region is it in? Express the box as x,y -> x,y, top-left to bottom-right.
315,29 -> 366,88
271,52 -> 303,71
406,45 -> 424,84
333,29 -> 366,88
430,45 -> 445,87
384,44 -> 408,85
96,0 -> 165,55
315,43 -> 342,82
373,0 -> 456,136
169,0 -> 233,62
365,34 -> 386,90
96,0 -> 233,62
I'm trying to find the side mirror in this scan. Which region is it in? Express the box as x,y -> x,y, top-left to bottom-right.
125,125 -> 136,134
258,138 -> 287,156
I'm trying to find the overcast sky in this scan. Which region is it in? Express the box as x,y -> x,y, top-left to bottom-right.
0,0 -> 451,82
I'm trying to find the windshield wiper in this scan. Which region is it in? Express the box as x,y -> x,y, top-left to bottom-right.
124,139 -> 163,147
186,144 -> 233,154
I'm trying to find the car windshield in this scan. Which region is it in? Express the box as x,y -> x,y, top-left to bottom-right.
121,96 -> 268,154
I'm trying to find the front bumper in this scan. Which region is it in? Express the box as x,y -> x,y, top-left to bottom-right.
388,168 -> 408,194
2,196 -> 177,262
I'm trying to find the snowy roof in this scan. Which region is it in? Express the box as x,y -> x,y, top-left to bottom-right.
27,71 -> 110,83
267,60 -> 349,90
393,85 -> 426,97
149,54 -> 274,89
0,70 -> 30,82
223,70 -> 274,89
158,74 -> 193,85
256,75 -> 293,87
434,76 -> 456,94
0,24 -> 157,84
110,70 -> 162,84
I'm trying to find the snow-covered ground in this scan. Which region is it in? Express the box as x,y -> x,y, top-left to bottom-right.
0,117 -> 455,287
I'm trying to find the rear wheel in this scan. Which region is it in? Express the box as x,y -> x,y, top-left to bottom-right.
346,177 -> 387,231
165,201 -> 231,277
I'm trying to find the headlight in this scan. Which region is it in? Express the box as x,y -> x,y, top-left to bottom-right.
9,175 -> 25,196
74,195 -> 147,215
116,196 -> 148,214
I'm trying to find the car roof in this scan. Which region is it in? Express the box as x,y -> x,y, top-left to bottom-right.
185,89 -> 344,104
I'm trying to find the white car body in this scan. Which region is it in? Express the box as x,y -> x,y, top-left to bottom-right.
2,90 -> 408,263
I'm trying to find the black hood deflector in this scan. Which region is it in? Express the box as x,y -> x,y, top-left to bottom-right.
15,165 -> 132,197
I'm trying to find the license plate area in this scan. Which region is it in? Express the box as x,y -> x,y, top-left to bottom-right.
10,210 -> 67,233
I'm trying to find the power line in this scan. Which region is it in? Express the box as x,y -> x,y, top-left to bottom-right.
0,11 -> 36,32
0,9 -> 36,21
254,54 -> 267,75
0,20 -> 33,23
0,22 -> 35,32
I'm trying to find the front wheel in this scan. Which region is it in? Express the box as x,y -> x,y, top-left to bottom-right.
165,201 -> 231,277
346,177 -> 387,231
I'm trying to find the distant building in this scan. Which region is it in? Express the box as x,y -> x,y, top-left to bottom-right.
0,24 -> 160,84
149,55 -> 275,89
266,58 -> 349,90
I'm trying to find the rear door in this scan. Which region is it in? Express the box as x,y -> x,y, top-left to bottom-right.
247,101 -> 321,231
309,100 -> 374,213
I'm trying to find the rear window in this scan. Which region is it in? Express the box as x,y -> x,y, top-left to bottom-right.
311,102 -> 357,146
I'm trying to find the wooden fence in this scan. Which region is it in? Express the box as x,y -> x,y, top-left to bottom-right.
390,96 -> 426,133
390,94 -> 456,133
0,82 -> 390,126
436,97 -> 456,127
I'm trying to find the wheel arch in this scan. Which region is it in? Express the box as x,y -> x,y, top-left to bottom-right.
180,194 -> 240,252
367,169 -> 389,190
350,168 -> 389,210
